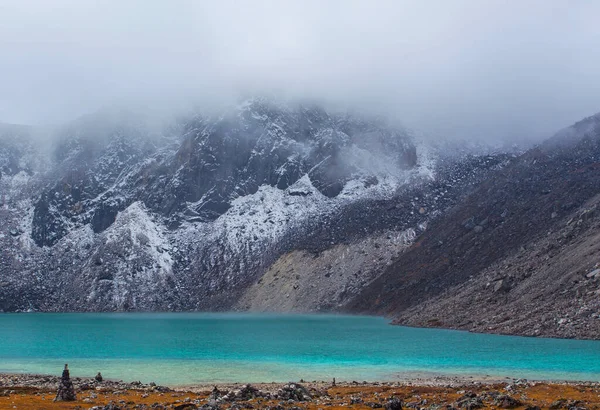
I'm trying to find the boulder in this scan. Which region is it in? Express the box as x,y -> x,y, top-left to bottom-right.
586,269 -> 600,279
384,397 -> 403,410
456,392 -> 483,409
275,383 -> 312,401
174,404 -> 199,410
463,217 -> 476,230
493,394 -> 522,408
494,279 -> 510,293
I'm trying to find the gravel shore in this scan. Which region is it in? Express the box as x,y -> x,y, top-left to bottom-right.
2,372 -> 600,409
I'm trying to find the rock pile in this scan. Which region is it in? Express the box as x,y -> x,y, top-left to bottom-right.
384,397 -> 403,410
455,391 -> 483,409
54,364 -> 76,402
274,382 -> 312,401
217,384 -> 269,402
209,382 -> 314,404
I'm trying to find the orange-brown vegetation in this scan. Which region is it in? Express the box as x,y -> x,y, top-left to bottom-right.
1,381 -> 599,409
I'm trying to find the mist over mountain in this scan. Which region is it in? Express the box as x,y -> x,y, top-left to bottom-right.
0,97 -> 509,310
1,0 -> 600,142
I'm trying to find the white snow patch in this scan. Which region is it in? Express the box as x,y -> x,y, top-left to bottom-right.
106,201 -> 173,275
414,140 -> 436,180
16,200 -> 34,250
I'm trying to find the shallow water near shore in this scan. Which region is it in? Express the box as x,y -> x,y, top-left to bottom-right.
1,313 -> 600,385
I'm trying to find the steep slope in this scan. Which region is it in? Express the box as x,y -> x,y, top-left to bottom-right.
234,152 -> 513,312
347,113 -> 600,339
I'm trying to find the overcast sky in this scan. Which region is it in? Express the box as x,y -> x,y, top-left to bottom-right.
0,0 -> 599,141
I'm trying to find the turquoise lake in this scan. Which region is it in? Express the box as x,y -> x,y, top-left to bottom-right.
1,313 -> 600,385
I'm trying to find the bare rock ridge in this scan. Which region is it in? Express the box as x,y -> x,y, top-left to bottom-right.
1,98 -> 599,339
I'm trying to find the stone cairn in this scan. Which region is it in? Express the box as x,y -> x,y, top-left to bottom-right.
54,364 -> 76,402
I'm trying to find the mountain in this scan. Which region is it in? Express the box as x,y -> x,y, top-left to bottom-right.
347,113 -> 600,339
4,97 -> 597,340
0,98 -> 507,313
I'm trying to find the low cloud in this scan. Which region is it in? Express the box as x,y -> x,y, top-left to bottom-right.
1,0 -> 599,142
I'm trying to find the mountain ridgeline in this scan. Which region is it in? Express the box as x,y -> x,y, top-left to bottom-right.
1,99 -> 599,339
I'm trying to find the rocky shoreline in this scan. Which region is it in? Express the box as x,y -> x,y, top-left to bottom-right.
2,373 -> 600,409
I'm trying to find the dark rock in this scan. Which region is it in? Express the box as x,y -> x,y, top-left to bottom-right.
565,400 -> 587,410
350,395 -> 363,404
493,279 -> 510,293
384,397 -> 403,410
200,400 -> 220,410
455,392 -> 483,410
493,394 -> 522,408
97,403 -> 122,410
237,384 -> 261,401
275,382 -> 311,401
174,404 -> 198,410
550,399 -> 568,409
209,386 -> 222,400
463,217 -> 476,230
218,384 -> 268,402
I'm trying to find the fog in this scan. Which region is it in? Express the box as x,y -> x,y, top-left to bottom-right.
1,0 -> 599,142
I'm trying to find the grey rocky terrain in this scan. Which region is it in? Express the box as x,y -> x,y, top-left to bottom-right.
0,97 -> 505,314
348,113 -> 600,339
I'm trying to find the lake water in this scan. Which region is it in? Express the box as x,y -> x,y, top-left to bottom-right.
1,313 -> 599,385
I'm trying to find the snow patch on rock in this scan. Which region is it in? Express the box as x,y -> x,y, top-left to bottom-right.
107,201 -> 174,275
